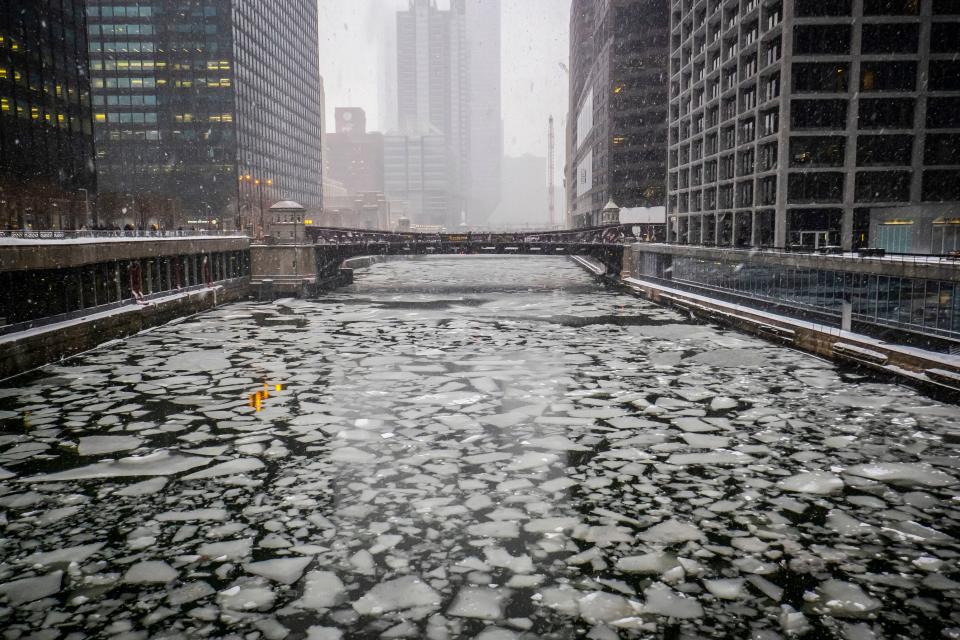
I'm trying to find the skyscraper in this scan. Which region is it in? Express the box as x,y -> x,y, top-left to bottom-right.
566,0 -> 671,228
666,0 -> 960,251
86,0 -> 323,231
464,0 -> 503,224
0,0 -> 96,230
388,0 -> 501,229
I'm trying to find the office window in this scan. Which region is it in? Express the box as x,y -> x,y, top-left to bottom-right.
794,0 -> 851,16
859,98 -> 914,129
857,135 -> 913,166
923,170 -> 960,201
861,62 -> 917,92
933,0 -> 960,13
863,0 -> 921,14
928,98 -> 960,128
792,99 -> 848,129
793,25 -> 851,55
929,61 -> 960,91
862,24 -> 919,54
793,63 -> 849,93
931,22 -> 960,52
855,171 -> 910,202
788,172 -> 844,203
790,136 -> 845,167
925,134 -> 960,165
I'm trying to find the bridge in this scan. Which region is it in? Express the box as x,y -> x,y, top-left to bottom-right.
297,223 -> 663,284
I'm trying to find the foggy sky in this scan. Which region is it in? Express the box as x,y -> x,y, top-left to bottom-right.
317,0 -> 571,160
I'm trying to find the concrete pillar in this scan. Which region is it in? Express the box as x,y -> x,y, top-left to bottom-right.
910,2 -> 932,208
841,0 -> 864,252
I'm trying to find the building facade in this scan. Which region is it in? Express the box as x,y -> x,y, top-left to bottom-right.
391,0 -> 502,229
464,0 -> 503,224
85,0 -> 323,231
567,0 -> 671,229
383,133 -> 449,227
667,0 -> 960,251
326,108 -> 385,196
0,0 -> 96,230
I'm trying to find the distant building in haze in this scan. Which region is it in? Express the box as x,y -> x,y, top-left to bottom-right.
326,108 -> 384,196
387,0 -> 502,229
85,0 -> 323,231
489,155 -> 549,229
566,0 -> 670,228
0,0 -> 96,230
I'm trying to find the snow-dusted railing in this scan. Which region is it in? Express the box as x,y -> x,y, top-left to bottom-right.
0,229 -> 245,240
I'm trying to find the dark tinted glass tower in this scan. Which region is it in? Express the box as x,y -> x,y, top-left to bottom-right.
0,0 -> 96,230
86,0 -> 323,230
567,0 -> 670,228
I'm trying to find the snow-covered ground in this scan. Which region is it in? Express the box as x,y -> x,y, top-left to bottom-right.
0,255 -> 957,639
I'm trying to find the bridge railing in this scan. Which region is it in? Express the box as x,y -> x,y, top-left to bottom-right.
304,223 -> 661,246
0,229 -> 244,241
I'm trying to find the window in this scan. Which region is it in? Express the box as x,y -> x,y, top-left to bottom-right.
863,0 -> 920,14
933,0 -> 960,13
875,223 -> 914,253
760,176 -> 777,205
759,142 -> 778,171
859,98 -> 914,129
790,136 -> 845,167
762,110 -> 779,137
931,22 -> 960,52
928,98 -> 960,128
792,99 -> 848,129
788,172 -> 844,203
793,25 -> 851,55
861,23 -> 919,54
857,135 -> 913,166
929,61 -> 960,91
860,62 -> 917,91
925,134 -> 960,165
923,170 -> 960,201
855,171 -> 911,202
793,63 -> 849,93
794,0 -> 851,16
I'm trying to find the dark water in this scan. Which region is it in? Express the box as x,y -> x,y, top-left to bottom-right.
0,255 -> 958,640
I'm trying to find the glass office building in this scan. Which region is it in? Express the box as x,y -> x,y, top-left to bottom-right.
0,0 -> 96,230
86,0 -> 323,230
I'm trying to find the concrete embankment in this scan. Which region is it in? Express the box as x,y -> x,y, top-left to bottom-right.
570,254 -> 960,397
0,280 -> 248,380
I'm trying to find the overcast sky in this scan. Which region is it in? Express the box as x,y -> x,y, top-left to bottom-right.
317,0 -> 571,160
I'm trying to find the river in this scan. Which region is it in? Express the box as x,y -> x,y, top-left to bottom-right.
0,256 -> 958,639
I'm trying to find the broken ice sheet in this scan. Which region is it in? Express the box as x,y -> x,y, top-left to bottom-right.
352,576 -> 441,615
77,435 -> 143,456
22,451 -> 209,482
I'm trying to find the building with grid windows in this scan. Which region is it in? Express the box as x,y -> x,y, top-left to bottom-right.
0,0 -> 96,230
566,0 -> 670,229
667,0 -> 960,251
86,0 -> 323,231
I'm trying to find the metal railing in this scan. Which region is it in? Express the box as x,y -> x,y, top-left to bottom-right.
0,229 -> 245,240
662,242 -> 960,266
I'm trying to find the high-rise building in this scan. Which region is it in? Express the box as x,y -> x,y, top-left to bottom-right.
667,0 -> 960,251
566,0 -> 671,229
327,108 -> 384,196
384,133 -> 449,227
85,0 -> 323,231
390,0 -> 502,228
0,0 -> 96,230
464,0 -> 503,224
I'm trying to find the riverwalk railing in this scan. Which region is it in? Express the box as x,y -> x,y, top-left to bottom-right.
0,229 -> 242,240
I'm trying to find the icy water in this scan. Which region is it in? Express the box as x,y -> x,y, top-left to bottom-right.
1,255 -> 959,640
